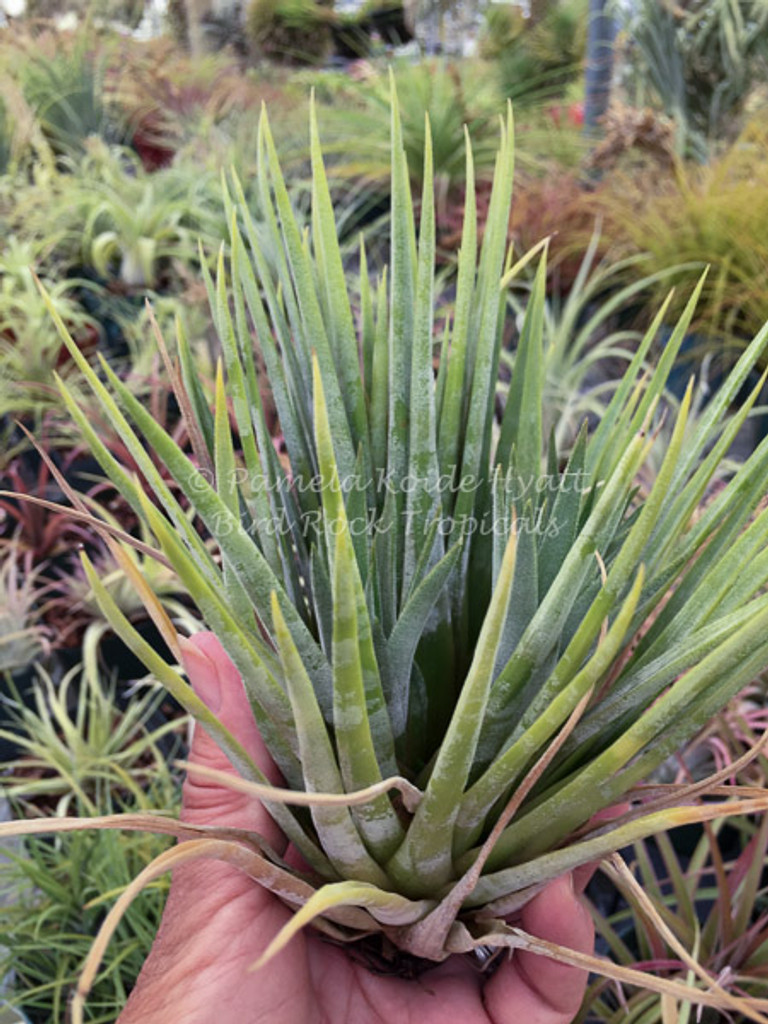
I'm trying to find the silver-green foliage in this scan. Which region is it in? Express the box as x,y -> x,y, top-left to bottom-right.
50,87 -> 768,955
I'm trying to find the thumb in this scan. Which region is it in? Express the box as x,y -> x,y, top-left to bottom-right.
484,875 -> 593,1024
179,632 -> 286,849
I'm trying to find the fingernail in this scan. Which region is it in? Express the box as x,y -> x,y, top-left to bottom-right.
179,635 -> 223,712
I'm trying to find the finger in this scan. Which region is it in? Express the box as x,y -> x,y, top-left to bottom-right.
483,875 -> 594,1024
573,862 -> 598,894
179,632 -> 286,849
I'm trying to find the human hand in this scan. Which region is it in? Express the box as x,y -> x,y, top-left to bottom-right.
118,633 -> 594,1024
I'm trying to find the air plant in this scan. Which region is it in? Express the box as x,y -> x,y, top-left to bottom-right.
0,652 -> 184,817
13,27 -> 127,161
0,549 -> 50,675
72,141 -> 222,291
599,118 -> 768,345
39,529 -> 200,660
0,455 -> 95,565
0,654 -> 182,1023
0,236 -> 101,420
581,814 -> 768,1022
32,537 -> 196,662
0,443 -> 199,659
7,91 -> 768,1023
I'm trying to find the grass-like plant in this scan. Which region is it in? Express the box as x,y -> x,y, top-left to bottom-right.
600,120 -> 768,344
8,91 -> 768,1020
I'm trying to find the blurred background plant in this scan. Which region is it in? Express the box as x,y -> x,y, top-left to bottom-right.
1,648 -> 184,811
614,0 -> 768,161
315,59 -> 504,212
491,0 -> 588,108
66,140 -> 223,291
0,822 -> 171,1024
108,40 -> 278,170
9,27 -> 130,163
580,815 -> 768,1022
0,101 -> 13,177
0,236 -> 102,425
314,56 -> 586,223
23,0 -> 145,25
0,551 -> 50,679
0,652 -> 184,1024
7,139 -> 223,292
245,0 -> 336,65
598,115 -> 768,346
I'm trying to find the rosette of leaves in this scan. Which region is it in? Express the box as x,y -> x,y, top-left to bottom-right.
245,0 -> 335,65
497,0 -> 588,107
478,3 -> 525,61
16,33 -> 128,160
11,88 -> 768,1020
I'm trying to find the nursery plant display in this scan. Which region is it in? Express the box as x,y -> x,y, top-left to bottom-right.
8,89 -> 768,1023
0,657 -> 183,1024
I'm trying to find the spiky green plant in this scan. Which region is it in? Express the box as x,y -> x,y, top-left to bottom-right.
500,228 -> 697,452
9,89 -> 768,1017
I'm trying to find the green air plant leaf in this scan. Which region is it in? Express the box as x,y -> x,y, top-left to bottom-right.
22,92 -> 768,1015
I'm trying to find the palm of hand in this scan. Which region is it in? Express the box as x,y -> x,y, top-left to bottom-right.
118,635 -> 593,1024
